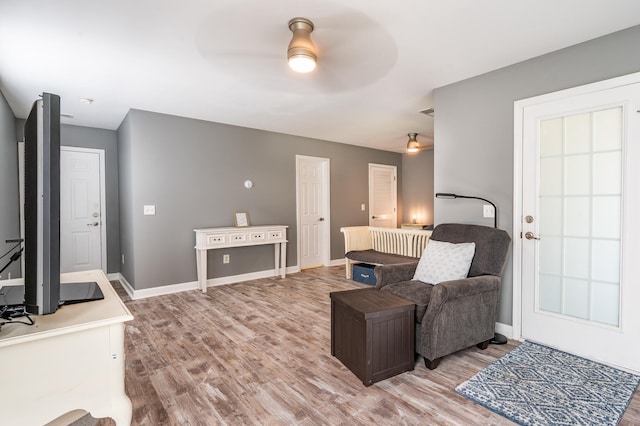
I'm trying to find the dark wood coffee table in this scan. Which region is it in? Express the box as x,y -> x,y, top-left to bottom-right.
330,288 -> 415,386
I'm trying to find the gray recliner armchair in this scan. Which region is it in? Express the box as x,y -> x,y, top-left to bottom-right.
374,223 -> 511,369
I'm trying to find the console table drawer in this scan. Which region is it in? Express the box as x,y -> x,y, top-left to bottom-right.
250,231 -> 266,241
229,232 -> 247,243
207,234 -> 227,245
268,230 -> 284,240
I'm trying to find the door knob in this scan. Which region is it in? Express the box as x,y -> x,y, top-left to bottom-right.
318,217 -> 325,221
87,222 -> 99,227
372,216 -> 378,219
524,231 -> 540,240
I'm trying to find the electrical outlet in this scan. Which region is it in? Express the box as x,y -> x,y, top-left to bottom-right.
143,205 -> 156,215
483,204 -> 495,218
223,254 -> 230,264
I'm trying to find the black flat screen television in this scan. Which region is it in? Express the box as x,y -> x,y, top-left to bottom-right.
20,93 -> 104,316
0,93 -> 105,317
23,93 -> 61,315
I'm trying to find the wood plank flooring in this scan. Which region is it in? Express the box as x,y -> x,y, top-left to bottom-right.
89,266 -> 639,425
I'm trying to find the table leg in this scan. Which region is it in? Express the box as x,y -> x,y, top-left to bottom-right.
280,241 -> 287,278
196,249 -> 208,293
274,244 -> 280,277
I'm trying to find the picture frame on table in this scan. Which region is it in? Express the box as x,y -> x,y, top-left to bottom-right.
234,212 -> 250,227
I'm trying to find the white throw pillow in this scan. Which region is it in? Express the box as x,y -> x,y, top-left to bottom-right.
413,240 -> 476,284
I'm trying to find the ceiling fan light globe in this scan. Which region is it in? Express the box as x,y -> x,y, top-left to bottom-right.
287,17 -> 317,73
406,133 -> 420,152
288,55 -> 316,73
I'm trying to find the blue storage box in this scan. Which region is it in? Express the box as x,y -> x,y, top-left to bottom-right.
353,263 -> 376,286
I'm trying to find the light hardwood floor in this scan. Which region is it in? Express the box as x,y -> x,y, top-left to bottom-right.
91,266 -> 639,425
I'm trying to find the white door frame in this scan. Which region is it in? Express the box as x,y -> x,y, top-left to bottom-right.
512,71 -> 640,341
295,155 -> 331,270
60,146 -> 108,272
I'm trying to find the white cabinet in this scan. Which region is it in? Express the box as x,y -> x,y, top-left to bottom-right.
0,270 -> 133,425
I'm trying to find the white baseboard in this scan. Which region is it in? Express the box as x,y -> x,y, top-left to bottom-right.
328,258 -> 346,267
132,279 -> 199,300
106,272 -> 121,281
202,266 -> 300,289
115,273 -> 135,299
115,266 -> 302,300
495,322 -> 513,339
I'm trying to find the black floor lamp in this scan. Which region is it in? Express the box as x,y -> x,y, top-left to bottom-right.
435,192 -> 507,345
435,193 -> 497,228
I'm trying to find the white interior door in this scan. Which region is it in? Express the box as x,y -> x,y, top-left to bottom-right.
368,164 -> 397,228
60,147 -> 106,273
519,79 -> 640,372
296,156 -> 330,270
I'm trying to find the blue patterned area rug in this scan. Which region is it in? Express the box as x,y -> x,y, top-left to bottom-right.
455,341 -> 640,425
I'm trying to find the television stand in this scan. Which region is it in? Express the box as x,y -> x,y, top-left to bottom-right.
0,270 -> 133,425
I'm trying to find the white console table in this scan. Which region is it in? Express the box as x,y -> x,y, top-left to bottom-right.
194,225 -> 288,293
0,270 -> 133,425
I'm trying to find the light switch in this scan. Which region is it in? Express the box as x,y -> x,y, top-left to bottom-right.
483,204 -> 495,218
361,204 -> 366,211
143,205 -> 156,215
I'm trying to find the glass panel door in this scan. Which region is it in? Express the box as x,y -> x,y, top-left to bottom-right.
519,78 -> 640,372
538,107 -> 622,327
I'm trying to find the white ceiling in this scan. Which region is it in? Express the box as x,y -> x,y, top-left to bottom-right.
1,1 -> 639,153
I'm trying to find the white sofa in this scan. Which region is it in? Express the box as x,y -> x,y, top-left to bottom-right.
340,226 -> 432,279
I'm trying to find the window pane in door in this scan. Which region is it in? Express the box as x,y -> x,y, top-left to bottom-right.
564,197 -> 589,237
539,236 -> 562,275
540,118 -> 563,156
539,275 -> 562,314
563,237 -> 589,279
565,113 -> 591,154
591,282 -> 619,326
591,240 -> 620,283
539,197 -> 562,235
593,152 -> 621,194
564,278 -> 589,320
565,155 -> 590,195
593,107 -> 622,151
592,196 -> 620,238
540,157 -> 562,196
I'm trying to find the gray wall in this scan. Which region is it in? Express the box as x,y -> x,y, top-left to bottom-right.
433,25 -> 640,325
402,149 -> 434,225
14,120 -> 122,275
118,109 -> 402,290
60,125 -> 121,273
0,91 -> 20,280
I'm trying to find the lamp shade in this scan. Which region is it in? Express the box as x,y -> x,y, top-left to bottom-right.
406,133 -> 420,153
288,18 -> 316,73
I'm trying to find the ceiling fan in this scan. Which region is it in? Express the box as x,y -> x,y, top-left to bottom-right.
194,4 -> 397,93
